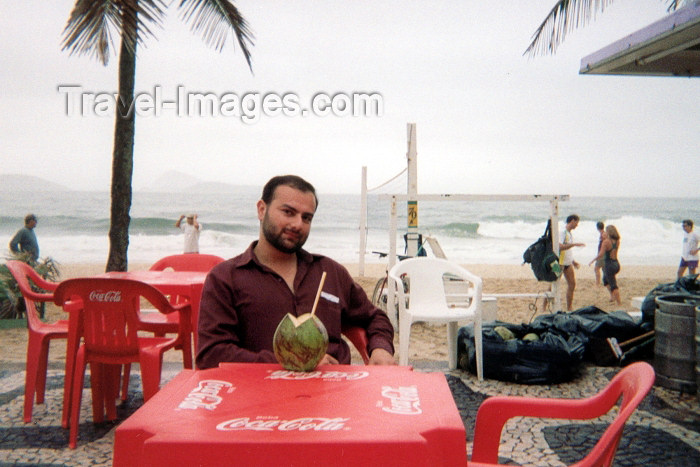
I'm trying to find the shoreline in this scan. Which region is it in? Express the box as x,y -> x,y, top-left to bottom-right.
54,261 -> 677,320
57,261 -> 678,281
343,262 -> 678,280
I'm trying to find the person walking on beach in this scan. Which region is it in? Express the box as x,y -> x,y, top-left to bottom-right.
677,219 -> 699,279
589,225 -> 621,306
559,214 -> 585,311
9,213 -> 39,262
594,221 -> 605,286
196,174 -> 395,369
176,213 -> 200,254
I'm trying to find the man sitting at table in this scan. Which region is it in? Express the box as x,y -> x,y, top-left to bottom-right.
196,175 -> 396,369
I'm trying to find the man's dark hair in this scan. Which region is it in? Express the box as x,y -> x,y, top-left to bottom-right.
24,213 -> 37,225
261,175 -> 318,208
566,214 -> 580,223
683,219 -> 694,228
596,221 -> 604,230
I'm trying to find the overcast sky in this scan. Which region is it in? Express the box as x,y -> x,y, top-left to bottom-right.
1,0 -> 698,197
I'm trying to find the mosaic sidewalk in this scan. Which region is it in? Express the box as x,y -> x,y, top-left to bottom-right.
0,361 -> 699,466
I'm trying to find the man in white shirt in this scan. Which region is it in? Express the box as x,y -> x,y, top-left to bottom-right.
559,214 -> 585,311
678,219 -> 699,279
176,213 -> 201,253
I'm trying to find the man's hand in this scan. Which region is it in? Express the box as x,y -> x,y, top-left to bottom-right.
368,348 -> 396,365
318,354 -> 339,365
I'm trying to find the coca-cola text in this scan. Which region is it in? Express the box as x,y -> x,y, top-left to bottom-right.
88,290 -> 122,302
178,380 -> 234,411
381,386 -> 422,415
267,370 -> 369,381
216,417 -> 349,432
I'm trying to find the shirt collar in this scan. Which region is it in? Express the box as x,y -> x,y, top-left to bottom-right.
232,241 -> 318,270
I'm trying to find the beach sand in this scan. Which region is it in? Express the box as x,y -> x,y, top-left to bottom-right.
0,261 -> 676,366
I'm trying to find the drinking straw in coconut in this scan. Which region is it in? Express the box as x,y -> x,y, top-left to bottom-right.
310,271 -> 327,317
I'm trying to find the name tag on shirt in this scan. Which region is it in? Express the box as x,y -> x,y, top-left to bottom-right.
321,291 -> 339,303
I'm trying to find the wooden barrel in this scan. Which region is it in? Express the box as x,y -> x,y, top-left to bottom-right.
654,295 -> 699,392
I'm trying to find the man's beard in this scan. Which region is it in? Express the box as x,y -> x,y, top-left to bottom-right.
262,212 -> 307,254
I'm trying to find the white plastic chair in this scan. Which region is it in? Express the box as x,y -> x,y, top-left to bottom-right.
389,257 -> 483,379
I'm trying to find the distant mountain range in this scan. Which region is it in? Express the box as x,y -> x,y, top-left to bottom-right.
0,172 -> 256,194
142,171 -> 257,193
0,174 -> 70,192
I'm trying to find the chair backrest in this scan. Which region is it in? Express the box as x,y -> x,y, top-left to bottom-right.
580,361 -> 656,466
54,278 -> 177,356
471,361 -> 655,467
389,257 -> 482,312
424,236 -> 447,259
149,254 -> 225,272
6,260 -> 57,329
341,325 -> 370,365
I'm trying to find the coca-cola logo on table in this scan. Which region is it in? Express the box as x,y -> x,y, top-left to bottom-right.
88,290 -> 122,302
216,417 -> 350,432
381,386 -> 422,415
178,380 -> 234,411
266,370 -> 369,381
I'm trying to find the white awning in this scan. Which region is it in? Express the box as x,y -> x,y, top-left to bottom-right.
580,2 -> 700,77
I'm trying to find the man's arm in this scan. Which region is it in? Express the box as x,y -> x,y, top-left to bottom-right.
196,269 -> 277,369
368,348 -> 395,365
175,215 -> 185,228
193,214 -> 200,230
8,230 -> 22,253
691,233 -> 700,256
343,276 -> 396,364
559,241 -> 585,251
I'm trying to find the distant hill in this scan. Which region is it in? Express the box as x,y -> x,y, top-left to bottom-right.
0,174 -> 70,192
0,172 -> 255,194
142,170 -> 257,194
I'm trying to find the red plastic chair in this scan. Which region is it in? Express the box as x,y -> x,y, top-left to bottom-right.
139,253 -> 225,334
341,324 -> 370,364
469,361 -> 655,467
53,278 -> 192,449
149,253 -> 225,274
118,256 -> 224,401
5,260 -> 64,424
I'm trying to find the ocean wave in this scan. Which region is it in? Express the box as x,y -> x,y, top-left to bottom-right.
434,222 -> 480,238
3,193 -> 697,266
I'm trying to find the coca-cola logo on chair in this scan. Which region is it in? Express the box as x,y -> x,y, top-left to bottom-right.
88,290 -> 122,302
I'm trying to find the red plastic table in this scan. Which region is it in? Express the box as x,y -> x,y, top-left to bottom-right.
98,270 -> 207,348
113,363 -> 467,466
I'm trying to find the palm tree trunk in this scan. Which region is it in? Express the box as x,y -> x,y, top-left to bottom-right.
106,29 -> 137,272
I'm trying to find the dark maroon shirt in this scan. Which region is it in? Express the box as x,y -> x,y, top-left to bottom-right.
196,242 -> 394,369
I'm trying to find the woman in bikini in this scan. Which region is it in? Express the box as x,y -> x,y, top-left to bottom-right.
589,225 -> 621,306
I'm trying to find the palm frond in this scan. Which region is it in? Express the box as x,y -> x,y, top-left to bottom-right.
524,0 -> 616,57
62,0 -> 167,65
524,0 -> 685,58
178,0 -> 255,71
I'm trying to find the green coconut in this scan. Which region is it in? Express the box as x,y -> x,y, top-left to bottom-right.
493,326 -> 515,341
273,313 -> 329,372
522,333 -> 539,342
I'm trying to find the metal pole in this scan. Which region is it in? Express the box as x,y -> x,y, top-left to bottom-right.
388,196 -> 398,326
359,166 -> 368,277
406,123 -> 419,256
550,199 -> 561,312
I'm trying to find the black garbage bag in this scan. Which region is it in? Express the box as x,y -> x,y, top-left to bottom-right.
457,321 -> 585,384
640,274 -> 700,325
530,306 -> 650,361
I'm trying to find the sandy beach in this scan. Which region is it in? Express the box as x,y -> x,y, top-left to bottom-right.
0,261 -> 677,366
